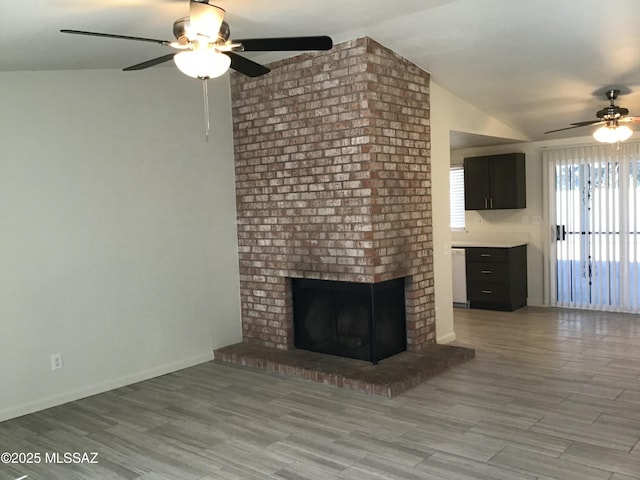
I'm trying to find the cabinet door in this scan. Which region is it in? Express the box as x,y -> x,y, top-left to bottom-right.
489,153 -> 526,209
463,156 -> 490,210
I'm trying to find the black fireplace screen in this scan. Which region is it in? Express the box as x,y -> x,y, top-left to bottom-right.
291,277 -> 406,363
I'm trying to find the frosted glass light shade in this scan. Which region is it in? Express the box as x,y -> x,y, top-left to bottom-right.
593,124 -> 633,143
174,50 -> 231,79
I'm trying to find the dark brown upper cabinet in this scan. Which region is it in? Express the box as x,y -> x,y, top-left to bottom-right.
463,152 -> 526,210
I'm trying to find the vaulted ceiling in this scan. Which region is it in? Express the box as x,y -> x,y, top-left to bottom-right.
3,0 -> 640,148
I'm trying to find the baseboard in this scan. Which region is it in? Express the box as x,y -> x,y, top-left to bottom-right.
0,352 -> 214,422
526,301 -> 546,307
453,302 -> 469,309
437,332 -> 457,344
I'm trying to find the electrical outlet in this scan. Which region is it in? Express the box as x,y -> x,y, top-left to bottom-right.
532,215 -> 542,225
51,353 -> 63,371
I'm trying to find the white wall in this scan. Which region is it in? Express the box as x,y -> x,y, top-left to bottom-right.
430,82 -> 529,343
0,68 -> 242,421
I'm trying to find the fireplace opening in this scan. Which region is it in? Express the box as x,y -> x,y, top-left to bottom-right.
291,277 -> 406,363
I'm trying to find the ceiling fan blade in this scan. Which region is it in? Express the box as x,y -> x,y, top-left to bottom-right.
619,116 -> 640,124
224,52 -> 270,77
544,121 -> 605,134
60,29 -> 170,46
236,36 -> 333,52
189,0 -> 224,39
123,53 -> 176,71
569,120 -> 603,127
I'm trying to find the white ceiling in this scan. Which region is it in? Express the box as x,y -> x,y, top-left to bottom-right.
3,0 -> 640,148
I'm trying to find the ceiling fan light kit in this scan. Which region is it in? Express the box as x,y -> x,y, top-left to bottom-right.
592,122 -> 633,144
173,48 -> 231,79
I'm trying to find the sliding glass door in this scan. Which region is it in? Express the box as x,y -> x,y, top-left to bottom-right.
545,143 -> 640,312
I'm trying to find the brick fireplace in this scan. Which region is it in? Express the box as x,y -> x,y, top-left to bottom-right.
214,37 -> 474,395
230,37 -> 434,351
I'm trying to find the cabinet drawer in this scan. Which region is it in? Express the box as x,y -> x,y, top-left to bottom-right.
467,283 -> 511,303
466,262 -> 509,282
466,247 -> 509,263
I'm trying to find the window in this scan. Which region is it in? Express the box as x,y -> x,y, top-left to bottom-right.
450,165 -> 465,230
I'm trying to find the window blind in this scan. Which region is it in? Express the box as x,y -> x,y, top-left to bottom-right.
545,142 -> 640,313
450,165 -> 465,230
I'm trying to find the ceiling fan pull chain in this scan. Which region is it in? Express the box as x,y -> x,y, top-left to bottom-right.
202,78 -> 210,142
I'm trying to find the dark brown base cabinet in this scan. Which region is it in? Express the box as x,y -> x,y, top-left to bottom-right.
465,245 -> 527,311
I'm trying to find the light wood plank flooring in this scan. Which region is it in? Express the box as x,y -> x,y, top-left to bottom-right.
1,306 -> 639,479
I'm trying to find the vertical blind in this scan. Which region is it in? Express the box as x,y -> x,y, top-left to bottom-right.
544,142 -> 640,312
450,165 -> 465,230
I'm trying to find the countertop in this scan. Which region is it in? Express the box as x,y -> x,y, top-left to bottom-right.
451,240 -> 528,249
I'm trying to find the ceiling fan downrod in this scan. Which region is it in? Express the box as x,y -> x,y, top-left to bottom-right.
202,79 -> 210,142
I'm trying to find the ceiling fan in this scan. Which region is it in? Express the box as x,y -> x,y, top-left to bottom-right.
545,89 -> 640,144
60,0 -> 333,79
61,0 -> 332,140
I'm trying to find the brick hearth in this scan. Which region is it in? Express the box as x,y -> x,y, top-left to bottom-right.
214,343 -> 475,398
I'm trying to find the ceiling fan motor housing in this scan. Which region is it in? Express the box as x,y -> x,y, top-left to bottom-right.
172,17 -> 230,45
596,89 -> 628,119
596,105 -> 629,119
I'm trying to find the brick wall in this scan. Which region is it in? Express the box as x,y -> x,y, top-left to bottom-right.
230,37 -> 434,352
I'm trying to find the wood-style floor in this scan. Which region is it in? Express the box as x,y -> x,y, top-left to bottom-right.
1,306 -> 639,479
